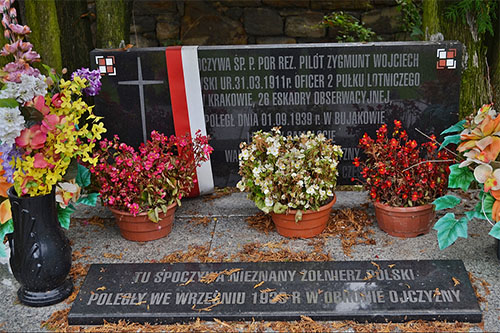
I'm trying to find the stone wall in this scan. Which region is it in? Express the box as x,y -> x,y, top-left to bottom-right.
130,0 -> 410,47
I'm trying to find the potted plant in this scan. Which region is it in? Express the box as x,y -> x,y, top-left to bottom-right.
237,127 -> 343,238
354,120 -> 452,238
432,104 -> 500,256
90,130 -> 213,242
0,1 -> 106,306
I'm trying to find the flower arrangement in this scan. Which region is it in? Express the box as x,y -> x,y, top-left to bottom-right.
90,130 -> 213,222
432,104 -> 500,249
354,120 -> 452,207
0,0 -> 106,255
237,127 -> 343,221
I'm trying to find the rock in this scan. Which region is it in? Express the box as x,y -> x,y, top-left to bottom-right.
225,7 -> 243,20
262,0 -> 309,8
219,0 -> 262,7
181,1 -> 246,45
310,0 -> 371,10
362,5 -> 402,34
130,15 -> 156,34
133,0 -> 178,15
243,8 -> 283,36
157,13 -> 180,41
129,34 -> 158,48
285,13 -> 326,38
256,36 -> 296,44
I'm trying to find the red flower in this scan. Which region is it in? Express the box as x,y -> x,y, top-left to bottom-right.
352,120 -> 452,207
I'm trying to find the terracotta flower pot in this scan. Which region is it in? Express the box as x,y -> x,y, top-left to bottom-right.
374,201 -> 435,238
109,202 -> 177,242
270,194 -> 336,238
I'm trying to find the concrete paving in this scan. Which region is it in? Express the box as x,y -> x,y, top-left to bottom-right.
0,191 -> 499,332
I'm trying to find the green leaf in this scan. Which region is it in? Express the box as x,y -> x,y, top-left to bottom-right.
0,98 -> 19,108
57,205 -> 75,230
432,195 -> 461,211
448,164 -> 474,191
76,193 -> 99,206
0,220 -> 14,257
466,209 -> 483,220
489,222 -> 500,240
441,120 -> 466,135
273,202 -> 287,214
433,213 -> 468,250
295,210 -> 303,222
439,134 -> 462,150
147,209 -> 159,223
479,191 -> 495,220
76,164 -> 91,187
62,159 -> 79,181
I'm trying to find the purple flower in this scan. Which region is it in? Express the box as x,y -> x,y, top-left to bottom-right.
0,143 -> 22,183
71,68 -> 102,96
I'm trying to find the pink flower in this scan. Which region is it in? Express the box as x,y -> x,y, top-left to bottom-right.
41,114 -> 60,133
33,153 -> 53,169
51,93 -> 63,108
33,95 -> 49,115
15,124 -> 47,149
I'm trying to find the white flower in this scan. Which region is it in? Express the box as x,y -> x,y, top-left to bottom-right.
327,189 -> 333,196
265,197 -> 274,207
0,106 -> 25,145
236,180 -> 246,191
319,189 -> 326,196
0,74 -> 47,103
252,165 -> 262,177
55,181 -> 81,209
239,149 -> 250,161
297,180 -> 303,187
267,143 -> 279,157
306,186 -> 315,195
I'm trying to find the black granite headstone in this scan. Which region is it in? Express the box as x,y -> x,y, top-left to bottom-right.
91,42 -> 462,187
68,260 -> 480,325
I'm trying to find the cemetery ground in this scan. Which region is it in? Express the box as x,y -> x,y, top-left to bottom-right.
0,190 -> 499,332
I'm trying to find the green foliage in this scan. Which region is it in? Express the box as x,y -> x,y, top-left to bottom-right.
441,120 -> 466,135
58,204 -> 75,230
489,222 -> 500,239
432,195 -> 461,210
445,0 -> 498,36
0,219 -> 13,257
76,164 -> 91,188
396,0 -> 423,39
433,213 -> 468,249
448,164 -> 474,191
319,11 -> 376,42
0,98 -> 18,108
439,134 -> 462,150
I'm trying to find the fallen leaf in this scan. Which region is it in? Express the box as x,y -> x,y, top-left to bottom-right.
96,286 -> 106,291
452,277 -> 460,287
254,281 -> 265,289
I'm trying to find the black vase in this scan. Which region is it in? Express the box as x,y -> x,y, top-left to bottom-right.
7,187 -> 73,307
497,238 -> 500,261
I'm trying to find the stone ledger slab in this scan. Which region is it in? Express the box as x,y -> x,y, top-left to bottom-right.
68,260 -> 481,325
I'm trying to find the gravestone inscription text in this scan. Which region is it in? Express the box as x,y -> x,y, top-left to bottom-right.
198,42 -> 461,186
68,260 -> 480,325
91,42 -> 462,187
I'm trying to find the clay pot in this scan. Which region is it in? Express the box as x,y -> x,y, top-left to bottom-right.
270,194 -> 336,238
374,201 -> 435,238
7,187 -> 73,307
109,202 -> 177,242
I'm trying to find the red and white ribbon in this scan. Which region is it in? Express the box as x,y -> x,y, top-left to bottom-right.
166,46 -> 214,196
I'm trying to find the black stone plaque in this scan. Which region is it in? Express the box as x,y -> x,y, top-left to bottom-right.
91,48 -> 175,148
68,260 -> 481,325
91,42 -> 462,187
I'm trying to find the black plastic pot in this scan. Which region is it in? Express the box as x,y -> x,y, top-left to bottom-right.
7,187 -> 73,307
